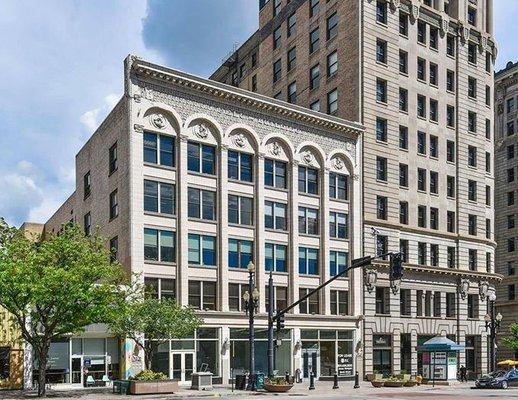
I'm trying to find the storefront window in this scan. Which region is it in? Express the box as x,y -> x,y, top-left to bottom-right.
373,335 -> 392,377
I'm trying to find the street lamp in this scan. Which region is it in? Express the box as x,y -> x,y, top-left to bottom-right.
243,261 -> 259,390
365,269 -> 378,293
485,291 -> 503,373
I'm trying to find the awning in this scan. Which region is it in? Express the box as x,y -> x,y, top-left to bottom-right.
416,336 -> 465,352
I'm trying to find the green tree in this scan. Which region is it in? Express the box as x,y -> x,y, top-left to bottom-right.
0,222 -> 129,397
108,296 -> 202,371
502,323 -> 518,353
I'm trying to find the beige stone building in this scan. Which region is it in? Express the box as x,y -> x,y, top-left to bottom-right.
211,0 -> 500,378
38,55 -> 366,385
495,61 -> 518,362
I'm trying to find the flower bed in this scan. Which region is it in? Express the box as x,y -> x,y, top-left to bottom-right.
128,370 -> 178,395
264,377 -> 293,393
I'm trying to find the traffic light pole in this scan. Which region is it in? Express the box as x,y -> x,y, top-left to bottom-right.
266,254 -> 399,378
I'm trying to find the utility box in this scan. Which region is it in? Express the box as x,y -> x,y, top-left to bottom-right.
191,372 -> 213,390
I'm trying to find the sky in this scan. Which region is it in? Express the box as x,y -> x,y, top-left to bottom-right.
0,0 -> 516,226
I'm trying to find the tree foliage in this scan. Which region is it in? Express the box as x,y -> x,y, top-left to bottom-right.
502,323 -> 518,351
108,296 -> 202,371
0,222 -> 130,396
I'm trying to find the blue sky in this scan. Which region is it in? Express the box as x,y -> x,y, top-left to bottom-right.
0,0 -> 515,226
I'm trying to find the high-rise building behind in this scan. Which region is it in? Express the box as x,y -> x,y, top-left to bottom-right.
212,0 -> 499,377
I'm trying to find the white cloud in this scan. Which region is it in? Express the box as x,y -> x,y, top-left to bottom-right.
104,93 -> 121,109
27,198 -> 63,224
80,108 -> 101,132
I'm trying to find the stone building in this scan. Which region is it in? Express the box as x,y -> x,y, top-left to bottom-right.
37,55 -> 365,385
495,61 -> 518,362
211,0 -> 500,378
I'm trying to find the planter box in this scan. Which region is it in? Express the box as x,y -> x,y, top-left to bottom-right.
129,379 -> 179,395
371,381 -> 385,388
404,381 -> 418,387
263,383 -> 293,393
384,381 -> 405,387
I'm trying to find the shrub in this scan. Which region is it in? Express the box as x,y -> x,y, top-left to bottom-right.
131,370 -> 168,381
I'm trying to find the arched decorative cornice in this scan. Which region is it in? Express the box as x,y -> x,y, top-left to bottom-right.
224,123 -> 261,151
141,105 -> 182,133
261,132 -> 296,159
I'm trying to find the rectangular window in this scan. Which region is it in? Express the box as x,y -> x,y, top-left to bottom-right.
508,121 -> 515,136
430,244 -> 439,266
430,172 -> 438,194
400,239 -> 409,262
287,47 -> 296,71
509,168 -> 515,183
0,347 -> 10,380
299,206 -> 319,235
188,281 -> 216,311
327,51 -> 338,77
265,286 -> 288,314
468,43 -> 477,64
329,251 -> 348,277
429,63 -> 438,85
310,28 -> 320,53
228,195 -> 253,226
376,235 -> 388,258
144,228 -> 175,263
508,214 -> 515,229
486,85 -> 491,106
109,236 -> 118,263
376,156 -> 387,181
310,100 -> 320,112
468,249 -> 477,271
188,187 -> 216,220
109,189 -> 118,219
144,132 -> 175,167
447,211 -> 456,233
273,59 -> 282,82
229,283 -> 247,311
376,1 -> 387,24
310,65 -> 320,90
468,214 -> 477,235
83,171 -> 91,199
468,180 -> 477,202
376,118 -> 387,142
228,150 -> 253,182
447,140 -> 455,162
84,212 -> 91,236
417,58 -> 426,81
446,293 -> 456,317
327,89 -> 338,114
326,12 -> 338,40
377,196 -> 388,220
287,81 -> 297,104
446,70 -> 455,92
399,88 -> 408,111
399,12 -> 408,36
188,234 -> 216,266
329,172 -> 348,200
467,294 -> 478,318
399,201 -> 408,224
417,168 -> 426,191
287,12 -> 296,37
299,288 -> 320,314
468,6 -> 477,26
299,247 -> 319,275
417,21 -> 426,44
109,142 -> 118,174
310,0 -> 319,17
273,0 -> 281,16
376,39 -> 387,64
418,205 -> 427,228
468,145 -> 477,167
187,141 -> 215,175
144,277 -> 176,300
429,99 -> 438,122
447,246 -> 456,268
298,166 -> 319,194
329,211 -> 348,239
264,200 -> 287,230
508,98 -> 515,113
330,290 -> 349,315
468,76 -> 477,98
509,238 -> 516,252
399,126 -> 408,149
447,105 -> 455,127
375,287 -> 390,314
264,158 -> 287,189
418,242 -> 427,265
486,152 -> 491,173
265,243 -> 287,272
399,50 -> 408,74
509,285 -> 516,301
447,176 -> 455,198
430,26 -> 438,49
447,34 -> 455,56
509,262 -> 516,276
273,26 -> 281,49
417,94 -> 426,118
429,135 -> 438,158
509,191 -> 515,206
400,289 -> 411,316
399,163 -> 408,187
468,111 -> 477,133
228,239 -> 253,269
144,180 -> 175,215
376,79 -> 387,103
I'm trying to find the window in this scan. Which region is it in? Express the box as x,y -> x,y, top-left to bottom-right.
486,218 -> 491,239
83,171 -> 91,199
468,6 -> 477,26
429,135 -> 438,158
417,58 -> 426,81
486,85 -> 491,106
327,89 -> 338,114
109,236 -> 118,263
468,249 -> 477,271
310,100 -> 320,111
310,65 -> 320,90
287,81 -> 297,104
0,347 -> 10,380
376,118 -> 387,141
252,75 -> 257,92
376,287 -> 390,314
376,235 -> 388,258
310,0 -> 319,17
144,180 -> 175,215
509,168 -> 515,183
287,12 -> 296,37
273,0 -> 281,16
430,208 -> 439,230
418,205 -> 427,227
417,95 -> 426,118
273,59 -> 282,82
429,99 -> 438,122
430,171 -> 438,194
298,166 -> 319,194
509,262 -> 516,276
486,52 -> 492,73
430,27 -> 438,50
265,201 -> 287,230
468,180 -> 477,202
399,50 -> 408,74
144,228 -> 175,263
376,1 -> 387,24
310,28 -> 320,53
84,212 -> 91,236
229,283 -> 248,311
329,172 -> 348,200
188,188 -> 216,220
508,121 -> 515,136
377,196 -> 388,220
399,201 -> 408,224
265,286 -> 288,313
509,285 -> 516,301
187,142 -> 215,175
508,214 -> 515,229
287,47 -> 296,71
330,251 -> 348,277
400,289 -> 411,316
447,140 -> 455,162
327,51 -> 338,77
468,146 -> 477,167
486,152 -> 491,173
417,168 -> 426,191
376,79 -> 387,103
399,12 -> 408,36
326,12 -> 338,40
509,238 -> 516,252
376,156 -> 387,181
330,290 -> 349,315
430,244 -> 439,266
144,277 -> 175,300
188,281 -> 216,311
252,53 -> 257,67
447,105 -> 455,127
417,21 -> 426,44
509,191 -> 515,206
447,211 -> 455,233
429,63 -> 438,85
329,211 -> 348,239
144,132 -> 175,167
239,63 -> 246,78
400,239 -> 409,262
265,243 -> 287,272
299,247 -> 319,275
399,163 -> 408,187
188,234 -> 216,266
264,158 -> 287,189
468,43 -> 477,64
418,242 -> 427,265
468,214 -> 477,235
447,246 -> 456,268
446,70 -> 455,92
468,76 -> 477,98
299,206 -> 319,235
446,293 -> 456,317
508,98 -> 515,113
299,288 -> 319,314
228,239 -> 253,269
109,189 -> 118,219
468,111 -> 477,133
447,34 -> 455,56
467,294 -> 478,319
228,150 -> 253,182
109,142 -> 118,174
399,88 -> 408,111
376,39 -> 387,64
399,126 -> 408,149
228,195 -> 253,226
433,292 -> 441,317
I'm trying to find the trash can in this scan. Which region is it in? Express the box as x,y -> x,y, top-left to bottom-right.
235,374 -> 247,390
255,373 -> 265,390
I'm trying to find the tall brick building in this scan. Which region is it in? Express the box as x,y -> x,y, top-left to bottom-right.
212,0 -> 500,378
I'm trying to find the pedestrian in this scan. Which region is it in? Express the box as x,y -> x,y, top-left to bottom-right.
459,365 -> 467,382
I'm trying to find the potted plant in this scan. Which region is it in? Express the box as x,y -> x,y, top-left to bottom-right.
128,370 -> 179,395
263,377 -> 294,393
383,376 -> 405,387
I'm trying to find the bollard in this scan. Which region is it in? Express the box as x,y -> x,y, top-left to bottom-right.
354,371 -> 360,389
295,368 -> 302,383
332,372 -> 339,389
285,371 -> 290,384
309,372 -> 315,390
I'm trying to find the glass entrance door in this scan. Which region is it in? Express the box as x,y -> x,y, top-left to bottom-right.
71,357 -> 82,385
171,352 -> 195,383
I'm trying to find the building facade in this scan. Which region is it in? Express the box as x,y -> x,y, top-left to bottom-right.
495,61 -> 518,362
211,0 -> 500,378
39,55 -> 365,385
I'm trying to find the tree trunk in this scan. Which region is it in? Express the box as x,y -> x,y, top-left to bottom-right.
144,342 -> 153,371
37,341 -> 50,397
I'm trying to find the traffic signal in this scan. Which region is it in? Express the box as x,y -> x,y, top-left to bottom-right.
276,313 -> 285,331
390,252 -> 404,281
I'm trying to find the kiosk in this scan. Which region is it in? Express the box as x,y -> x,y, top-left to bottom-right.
417,336 -> 464,386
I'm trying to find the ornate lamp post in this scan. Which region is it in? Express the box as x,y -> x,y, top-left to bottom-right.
485,292 -> 503,373
243,261 -> 259,390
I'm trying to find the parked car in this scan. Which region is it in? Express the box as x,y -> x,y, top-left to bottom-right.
475,370 -> 518,389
